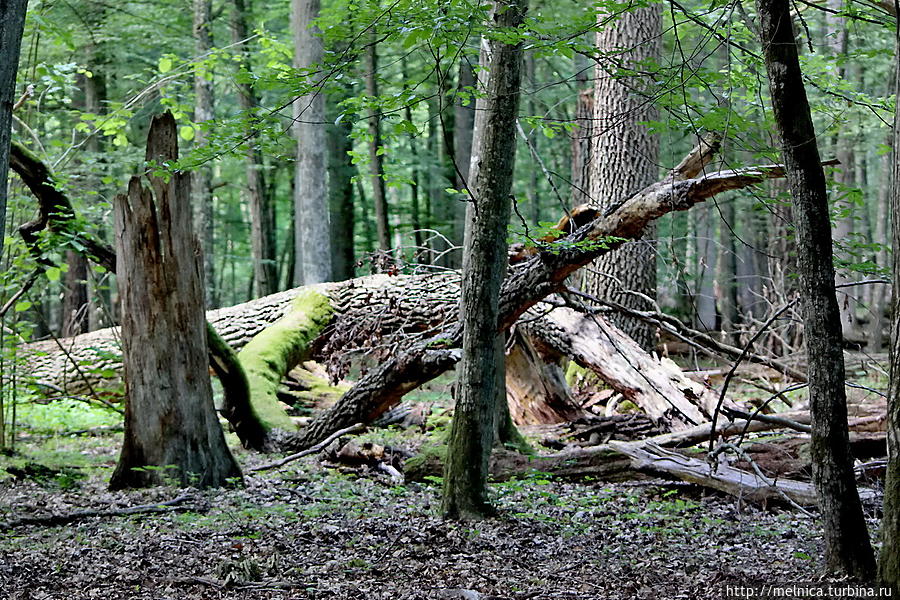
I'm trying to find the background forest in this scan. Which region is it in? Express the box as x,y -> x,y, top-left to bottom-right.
1,0 -> 900,596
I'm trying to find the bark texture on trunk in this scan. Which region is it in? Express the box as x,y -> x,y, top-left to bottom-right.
878,31 -> 900,591
757,0 -> 875,578
109,113 -> 241,490
0,0 -> 28,258
584,4 -> 661,352
62,250 -> 89,337
25,137 -> 794,456
292,0 -> 332,285
442,0 -> 526,520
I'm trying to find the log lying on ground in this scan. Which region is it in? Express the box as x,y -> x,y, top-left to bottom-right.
292,141 -> 804,449
407,440 -> 873,508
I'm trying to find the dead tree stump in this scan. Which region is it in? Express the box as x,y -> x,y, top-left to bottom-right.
109,112 -> 241,489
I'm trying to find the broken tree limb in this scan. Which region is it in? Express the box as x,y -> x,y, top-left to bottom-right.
250,422 -> 366,472
0,494 -> 203,530
408,439 -> 860,508
585,294 -> 808,382
523,306 -> 713,428
291,149 -> 804,449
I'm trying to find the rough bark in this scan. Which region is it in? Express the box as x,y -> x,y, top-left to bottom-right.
109,113 -> 241,490
571,87 -> 593,205
0,0 -> 27,258
757,0 -> 876,578
584,3 -> 661,352
231,0 -> 278,296
878,28 -> 900,591
292,0 -> 332,285
193,0 -> 217,308
442,0 -> 526,520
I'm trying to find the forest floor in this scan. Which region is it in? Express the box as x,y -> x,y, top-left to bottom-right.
0,372 -> 887,600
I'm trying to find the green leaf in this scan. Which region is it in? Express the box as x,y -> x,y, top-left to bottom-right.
158,56 -> 173,74
14,301 -> 32,313
45,266 -> 61,282
179,125 -> 195,141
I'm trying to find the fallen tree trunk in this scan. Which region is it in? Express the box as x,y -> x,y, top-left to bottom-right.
405,440 -> 856,508
23,137 -> 802,451
523,306 -> 716,429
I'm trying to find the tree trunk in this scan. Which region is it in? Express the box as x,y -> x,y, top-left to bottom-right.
695,203 -> 718,331
757,0 -> 875,578
442,0 -> 526,520
878,30 -> 900,591
231,0 -> 278,296
327,87 -> 356,281
583,3 -> 661,352
292,0 -> 332,285
365,28 -> 391,255
0,0 -> 28,260
109,113 -> 241,490
193,0 -> 217,308
62,250 -> 89,337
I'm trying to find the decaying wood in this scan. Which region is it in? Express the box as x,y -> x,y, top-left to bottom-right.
0,494 -> 203,529
523,306 -> 716,429
250,422 -> 366,472
505,330 -> 583,424
406,439 -> 855,508
592,297 -> 808,382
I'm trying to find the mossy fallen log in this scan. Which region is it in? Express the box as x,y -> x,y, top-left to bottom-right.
236,289 -> 334,433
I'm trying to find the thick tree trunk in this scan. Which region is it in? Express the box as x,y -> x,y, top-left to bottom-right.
193,0 -> 217,308
292,0 -> 332,285
757,0 -> 875,578
878,31 -> 900,591
0,0 -> 28,259
583,4 -> 661,352
109,113 -> 241,490
231,0 -> 278,296
442,0 -> 526,520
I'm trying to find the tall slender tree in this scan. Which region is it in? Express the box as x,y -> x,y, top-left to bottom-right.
365,23 -> 391,254
877,13 -> 900,589
292,0 -> 331,285
442,0 -> 526,520
583,3 -> 661,352
193,0 -> 217,308
757,0 -> 875,578
230,0 -> 278,296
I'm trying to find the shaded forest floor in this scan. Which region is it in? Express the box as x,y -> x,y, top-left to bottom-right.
0,426 -> 876,600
